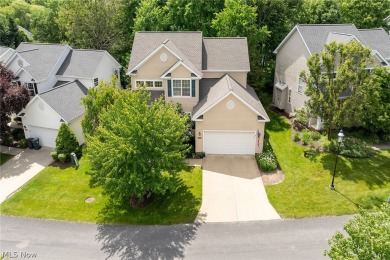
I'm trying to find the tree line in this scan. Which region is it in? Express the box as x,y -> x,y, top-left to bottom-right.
1,0 -> 389,90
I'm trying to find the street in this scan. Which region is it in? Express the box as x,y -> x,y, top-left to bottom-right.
0,215 -> 351,259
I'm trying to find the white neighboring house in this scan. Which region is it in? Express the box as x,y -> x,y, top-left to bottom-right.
0,43 -> 121,147
272,24 -> 390,130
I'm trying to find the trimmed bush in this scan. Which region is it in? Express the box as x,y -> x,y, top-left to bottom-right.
302,129 -> 311,145
256,151 -> 278,172
58,153 -> 66,163
325,137 -> 376,158
50,151 -> 58,161
310,131 -> 322,141
293,132 -> 300,142
19,138 -> 28,148
55,123 -> 81,161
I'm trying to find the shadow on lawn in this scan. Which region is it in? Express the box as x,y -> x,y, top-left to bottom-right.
266,109 -> 291,133
319,150 -> 390,189
95,177 -> 204,259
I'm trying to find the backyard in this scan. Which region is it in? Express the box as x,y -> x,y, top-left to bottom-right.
265,109 -> 390,218
0,158 -> 202,225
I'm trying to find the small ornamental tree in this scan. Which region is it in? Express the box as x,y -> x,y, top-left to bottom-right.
325,203 -> 390,259
55,123 -> 81,161
85,87 -> 190,207
0,63 -> 30,139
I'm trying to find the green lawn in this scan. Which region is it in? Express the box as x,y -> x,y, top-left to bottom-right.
0,153 -> 14,165
0,158 -> 202,225
265,110 -> 390,218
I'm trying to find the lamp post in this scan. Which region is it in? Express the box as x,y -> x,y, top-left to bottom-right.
329,129 -> 344,190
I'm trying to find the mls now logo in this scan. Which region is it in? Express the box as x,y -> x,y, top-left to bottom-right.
1,251 -> 38,258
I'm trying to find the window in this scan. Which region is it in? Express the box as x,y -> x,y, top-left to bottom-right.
94,78 -> 98,86
297,77 -> 305,93
172,79 -> 191,97
27,83 -> 38,96
136,80 -> 163,88
287,88 -> 292,103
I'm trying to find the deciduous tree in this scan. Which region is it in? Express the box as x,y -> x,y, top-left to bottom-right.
86,87 -> 189,207
325,203 -> 390,259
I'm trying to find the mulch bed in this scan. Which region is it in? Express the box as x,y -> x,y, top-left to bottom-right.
260,169 -> 285,185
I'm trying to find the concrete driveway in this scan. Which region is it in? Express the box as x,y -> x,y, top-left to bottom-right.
198,155 -> 280,222
0,145 -> 53,203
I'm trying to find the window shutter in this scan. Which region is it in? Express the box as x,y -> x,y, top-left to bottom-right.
168,80 -> 172,97
191,80 -> 195,97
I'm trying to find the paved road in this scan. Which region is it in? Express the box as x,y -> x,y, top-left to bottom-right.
0,215 -> 351,259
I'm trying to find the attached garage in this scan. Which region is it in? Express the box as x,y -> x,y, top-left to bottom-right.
27,126 -> 58,148
203,131 -> 256,155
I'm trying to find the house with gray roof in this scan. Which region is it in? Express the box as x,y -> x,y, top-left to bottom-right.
128,32 -> 269,154
2,42 -> 121,147
272,24 -> 390,130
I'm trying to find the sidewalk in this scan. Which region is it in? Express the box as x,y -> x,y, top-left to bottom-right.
0,145 -> 53,203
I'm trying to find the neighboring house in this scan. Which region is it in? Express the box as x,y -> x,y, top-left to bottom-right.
1,43 -> 121,147
127,32 -> 269,155
272,24 -> 390,130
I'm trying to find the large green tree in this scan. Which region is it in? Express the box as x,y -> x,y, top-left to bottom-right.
85,87 -> 189,207
132,0 -> 168,32
302,41 -> 385,139
212,0 -> 270,91
325,203 -> 390,259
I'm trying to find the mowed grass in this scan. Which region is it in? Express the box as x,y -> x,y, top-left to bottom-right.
0,158 -> 202,225
0,153 -> 14,165
265,110 -> 390,218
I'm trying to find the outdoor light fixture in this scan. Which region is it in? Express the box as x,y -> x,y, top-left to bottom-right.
330,129 -> 344,190
198,131 -> 201,137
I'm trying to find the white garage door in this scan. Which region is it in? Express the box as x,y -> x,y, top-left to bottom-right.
203,131 -> 255,155
27,126 -> 58,148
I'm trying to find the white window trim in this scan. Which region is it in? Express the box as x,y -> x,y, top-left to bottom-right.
171,78 -> 192,98
297,77 -> 305,94
135,80 -> 163,89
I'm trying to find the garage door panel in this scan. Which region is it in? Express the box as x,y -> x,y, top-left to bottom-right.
204,131 -> 255,155
28,126 -> 57,148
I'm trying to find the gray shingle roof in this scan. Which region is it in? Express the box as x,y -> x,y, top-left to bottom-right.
15,43 -> 70,81
56,49 -> 106,78
0,46 -> 11,56
39,80 -> 87,122
128,32 -> 203,74
192,75 -> 269,121
202,38 -> 250,71
358,28 -> 390,60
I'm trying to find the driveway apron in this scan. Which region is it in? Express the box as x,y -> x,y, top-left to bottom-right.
0,145 -> 53,203
198,155 -> 280,222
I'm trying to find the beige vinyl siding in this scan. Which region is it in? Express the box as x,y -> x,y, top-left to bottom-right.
273,29 -> 311,114
170,64 -> 192,78
195,94 -> 265,153
202,72 -> 247,86
131,48 -> 178,88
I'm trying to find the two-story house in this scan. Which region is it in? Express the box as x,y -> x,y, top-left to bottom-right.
127,32 -> 269,155
272,24 -> 390,130
1,43 -> 121,147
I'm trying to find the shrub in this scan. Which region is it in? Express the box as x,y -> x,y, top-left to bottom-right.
309,140 -> 315,149
55,123 -> 81,161
294,108 -> 309,124
325,137 -> 376,158
302,129 -> 311,145
310,131 -> 321,141
58,153 -> 66,163
293,132 -> 300,142
50,151 -> 58,161
19,138 -> 28,148
256,151 -> 278,172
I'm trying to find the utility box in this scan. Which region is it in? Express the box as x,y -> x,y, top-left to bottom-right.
70,152 -> 79,167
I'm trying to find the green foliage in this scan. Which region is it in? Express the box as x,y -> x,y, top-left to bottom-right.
58,153 -> 66,163
86,87 -> 190,205
294,108 -> 310,124
55,123 -> 81,161
293,132 -> 301,142
19,138 -> 27,148
325,137 -> 376,158
133,0 -> 168,32
50,151 -> 58,161
81,79 -> 121,136
325,203 -> 390,259
311,131 -> 322,141
302,41 -> 383,140
302,129 -> 311,145
256,151 -> 278,172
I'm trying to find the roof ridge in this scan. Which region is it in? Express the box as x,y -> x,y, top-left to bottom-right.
297,24 -> 355,26
73,49 -> 106,52
203,37 -> 247,39
358,28 -> 385,31
19,42 -> 68,46
39,80 -> 78,95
